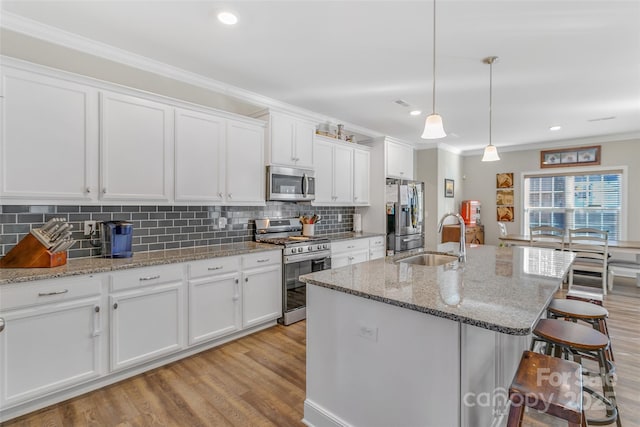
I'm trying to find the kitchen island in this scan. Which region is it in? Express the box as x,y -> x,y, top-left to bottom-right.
300,245 -> 575,427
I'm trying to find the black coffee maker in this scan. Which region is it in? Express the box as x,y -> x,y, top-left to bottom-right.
101,221 -> 133,258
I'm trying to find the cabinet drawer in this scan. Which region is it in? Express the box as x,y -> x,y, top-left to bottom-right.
0,275 -> 102,311
242,250 -> 281,269
110,264 -> 184,292
332,238 -> 369,254
370,247 -> 386,260
369,236 -> 385,248
188,256 -> 240,279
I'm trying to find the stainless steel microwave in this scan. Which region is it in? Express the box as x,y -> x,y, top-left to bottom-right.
267,166 -> 315,201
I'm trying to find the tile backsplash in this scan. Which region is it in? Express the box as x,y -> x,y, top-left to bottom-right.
0,203 -> 355,259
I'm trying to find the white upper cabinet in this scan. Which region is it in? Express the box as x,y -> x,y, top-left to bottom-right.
313,136 -> 369,206
225,120 -> 265,204
0,67 -> 97,202
257,110 -> 315,168
353,148 -> 370,205
174,108 -> 225,203
100,91 -> 172,202
333,144 -> 354,203
386,140 -> 414,180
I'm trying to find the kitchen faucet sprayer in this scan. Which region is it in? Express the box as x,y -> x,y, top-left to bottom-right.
438,213 -> 466,263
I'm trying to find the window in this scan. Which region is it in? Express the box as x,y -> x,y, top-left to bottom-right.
523,169 -> 623,240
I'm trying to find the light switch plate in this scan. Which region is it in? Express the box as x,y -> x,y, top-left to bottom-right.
84,220 -> 97,236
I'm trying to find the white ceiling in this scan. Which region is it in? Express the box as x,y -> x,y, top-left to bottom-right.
2,0 -> 640,154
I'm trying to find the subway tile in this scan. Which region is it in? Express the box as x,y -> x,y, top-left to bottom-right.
133,244 -> 149,252
16,213 -> 44,224
148,243 -> 165,251
141,236 -> 158,244
149,212 -> 166,220
158,220 -> 173,227
0,214 -> 17,224
0,234 -> 17,244
3,224 -> 30,234
141,206 -> 157,212
92,213 -> 113,221
166,227 -> 181,234
149,228 -> 167,236
165,212 -> 181,219
122,206 -> 141,213
102,206 -> 122,213
131,213 -> 149,220
141,220 -> 158,228
180,241 -> 195,248
165,242 -> 180,249
3,205 -> 30,213
158,206 -> 173,212
174,220 -> 188,227
68,213 -> 92,222
81,206 -> 102,212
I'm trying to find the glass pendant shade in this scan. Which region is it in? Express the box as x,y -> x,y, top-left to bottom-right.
482,144 -> 500,162
421,114 -> 447,139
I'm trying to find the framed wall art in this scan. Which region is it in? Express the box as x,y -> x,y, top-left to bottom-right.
540,145 -> 600,168
444,179 -> 454,198
496,173 -> 514,188
496,189 -> 514,206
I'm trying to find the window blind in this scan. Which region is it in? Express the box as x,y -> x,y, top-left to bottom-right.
523,169 -> 623,240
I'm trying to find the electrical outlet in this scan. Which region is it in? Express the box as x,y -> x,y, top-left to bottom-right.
218,217 -> 227,228
357,323 -> 378,342
338,214 -> 342,222
84,220 -> 97,236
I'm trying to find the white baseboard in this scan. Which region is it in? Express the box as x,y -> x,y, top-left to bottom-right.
303,399 -> 353,427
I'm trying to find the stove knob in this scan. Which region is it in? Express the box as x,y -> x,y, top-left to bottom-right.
298,247 -> 303,253
323,244 -> 328,249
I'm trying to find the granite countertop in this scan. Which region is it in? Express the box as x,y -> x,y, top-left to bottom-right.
300,245 -> 576,335
323,231 -> 385,241
0,242 -> 278,285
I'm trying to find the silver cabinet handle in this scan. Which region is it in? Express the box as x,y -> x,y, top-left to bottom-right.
92,305 -> 101,337
233,278 -> 240,301
38,289 -> 69,296
103,188 -> 107,194
257,259 -> 270,263
228,193 -> 233,199
86,187 -> 91,194
113,302 -> 118,309
245,277 -> 248,282
348,256 -> 355,260
347,245 -> 355,249
218,192 -> 223,198
208,266 -> 224,271
0,317 -> 4,333
139,275 -> 160,281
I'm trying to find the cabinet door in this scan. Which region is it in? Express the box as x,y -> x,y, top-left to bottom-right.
1,68 -> 96,201
0,297 -> 102,408
242,265 -> 282,328
226,121 -> 265,204
174,108 -> 225,203
270,113 -> 296,166
293,121 -> 315,168
353,148 -> 370,205
188,273 -> 241,345
313,140 -> 334,203
110,281 -> 183,371
333,145 -> 353,203
100,91 -> 172,202
350,250 -> 370,265
386,141 -> 414,180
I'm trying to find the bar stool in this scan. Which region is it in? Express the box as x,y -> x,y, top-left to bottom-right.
547,298 -> 614,362
506,351 -> 586,426
532,319 -> 621,427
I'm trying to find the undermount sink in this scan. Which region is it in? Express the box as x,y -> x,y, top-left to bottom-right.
396,253 -> 458,267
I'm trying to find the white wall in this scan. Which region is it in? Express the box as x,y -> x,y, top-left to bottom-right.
462,138 -> 640,245
416,147 -> 464,249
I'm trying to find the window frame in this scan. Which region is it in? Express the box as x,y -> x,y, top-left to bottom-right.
520,165 -> 628,240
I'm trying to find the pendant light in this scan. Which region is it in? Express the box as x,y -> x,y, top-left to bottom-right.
481,56 -> 500,161
421,0 -> 446,139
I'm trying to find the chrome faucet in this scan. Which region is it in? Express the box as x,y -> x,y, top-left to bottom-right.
438,212 -> 466,263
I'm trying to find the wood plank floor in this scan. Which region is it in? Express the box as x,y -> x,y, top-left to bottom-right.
3,282 -> 638,427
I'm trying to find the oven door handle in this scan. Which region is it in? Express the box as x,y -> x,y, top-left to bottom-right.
284,252 -> 331,264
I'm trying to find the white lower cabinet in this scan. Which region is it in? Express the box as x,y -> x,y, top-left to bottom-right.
187,257 -> 242,345
369,235 -> 386,260
331,238 -> 370,269
242,251 -> 282,328
0,276 -> 103,409
109,265 -> 184,372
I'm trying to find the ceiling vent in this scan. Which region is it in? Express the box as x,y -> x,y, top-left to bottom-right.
394,99 -> 411,108
587,116 -> 616,122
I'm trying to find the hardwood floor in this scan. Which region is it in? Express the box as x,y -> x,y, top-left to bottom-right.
3,284 -> 638,427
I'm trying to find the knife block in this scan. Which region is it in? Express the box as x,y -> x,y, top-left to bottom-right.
0,233 -> 67,268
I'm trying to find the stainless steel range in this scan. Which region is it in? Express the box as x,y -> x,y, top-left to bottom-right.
255,218 -> 331,325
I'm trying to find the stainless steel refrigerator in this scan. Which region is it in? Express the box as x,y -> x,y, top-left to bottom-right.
386,178 -> 424,253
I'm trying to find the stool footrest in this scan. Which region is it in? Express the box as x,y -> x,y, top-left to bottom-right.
583,385 -> 619,426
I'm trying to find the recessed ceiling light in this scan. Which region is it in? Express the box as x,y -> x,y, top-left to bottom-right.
217,11 -> 238,25
409,110 -> 422,116
549,125 -> 562,131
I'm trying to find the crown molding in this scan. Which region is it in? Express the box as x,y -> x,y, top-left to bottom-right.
1,11 -> 387,142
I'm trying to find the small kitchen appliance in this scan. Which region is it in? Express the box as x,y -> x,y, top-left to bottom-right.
255,218 -> 331,325
101,221 -> 133,258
